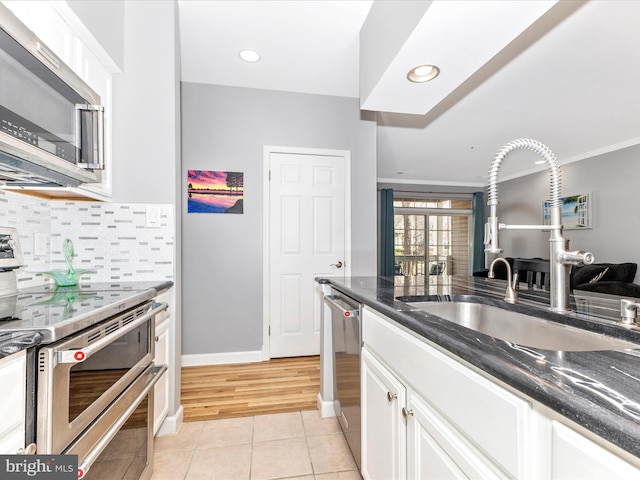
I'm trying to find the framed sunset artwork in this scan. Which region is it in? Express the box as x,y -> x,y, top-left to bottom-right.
187,170 -> 244,213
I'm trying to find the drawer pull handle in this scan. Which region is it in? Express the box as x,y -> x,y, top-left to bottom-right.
387,391 -> 397,402
402,407 -> 414,419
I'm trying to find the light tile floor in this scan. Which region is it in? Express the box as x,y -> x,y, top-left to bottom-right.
151,411 -> 363,480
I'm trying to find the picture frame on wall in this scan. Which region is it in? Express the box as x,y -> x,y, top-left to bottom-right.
542,193 -> 590,229
187,170 -> 244,214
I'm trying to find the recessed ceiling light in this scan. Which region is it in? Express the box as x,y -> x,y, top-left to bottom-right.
239,49 -> 260,63
407,64 -> 439,83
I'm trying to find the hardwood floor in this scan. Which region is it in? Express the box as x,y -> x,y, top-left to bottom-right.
181,356 -> 320,422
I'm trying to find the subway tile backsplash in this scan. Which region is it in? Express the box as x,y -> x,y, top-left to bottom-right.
0,190 -> 174,288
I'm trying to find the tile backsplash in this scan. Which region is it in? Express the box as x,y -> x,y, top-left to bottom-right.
0,190 -> 174,288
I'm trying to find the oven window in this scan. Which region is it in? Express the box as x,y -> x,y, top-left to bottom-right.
82,396 -> 149,480
68,324 -> 150,422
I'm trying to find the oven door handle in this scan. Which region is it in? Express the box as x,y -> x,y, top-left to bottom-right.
77,364 -> 167,479
57,302 -> 168,364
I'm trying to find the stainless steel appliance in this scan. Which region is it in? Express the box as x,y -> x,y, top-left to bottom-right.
36,301 -> 166,466
0,3 -> 104,187
324,291 -> 362,468
0,227 -> 168,480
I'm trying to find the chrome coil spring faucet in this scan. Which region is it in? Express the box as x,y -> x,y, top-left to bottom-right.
484,139 -> 594,312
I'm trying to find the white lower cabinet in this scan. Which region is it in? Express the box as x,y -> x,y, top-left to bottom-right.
362,342 -> 509,480
154,317 -> 170,434
0,350 -> 26,454
362,306 -> 530,479
361,348 -> 406,480
360,306 -> 640,480
153,292 -> 171,434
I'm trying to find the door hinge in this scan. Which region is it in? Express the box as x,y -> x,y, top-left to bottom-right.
268,325 -> 271,336
268,170 -> 271,181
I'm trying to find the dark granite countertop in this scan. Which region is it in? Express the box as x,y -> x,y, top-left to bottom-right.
0,331 -> 44,358
320,275 -> 640,460
0,280 -> 173,358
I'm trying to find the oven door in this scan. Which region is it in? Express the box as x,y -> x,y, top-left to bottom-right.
65,363 -> 166,480
36,301 -> 167,454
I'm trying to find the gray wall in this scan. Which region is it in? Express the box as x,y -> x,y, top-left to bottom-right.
497,144 -> 640,282
181,83 -> 377,355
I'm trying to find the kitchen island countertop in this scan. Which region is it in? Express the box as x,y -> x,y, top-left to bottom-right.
320,275 -> 640,460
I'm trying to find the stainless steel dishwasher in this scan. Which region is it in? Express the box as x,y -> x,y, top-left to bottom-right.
324,291 -> 362,468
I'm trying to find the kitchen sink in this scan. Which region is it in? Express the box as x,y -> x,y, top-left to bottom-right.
403,301 -> 639,352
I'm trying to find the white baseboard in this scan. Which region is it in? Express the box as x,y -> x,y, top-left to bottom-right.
156,405 -> 183,436
317,392 -> 336,418
181,350 -> 264,366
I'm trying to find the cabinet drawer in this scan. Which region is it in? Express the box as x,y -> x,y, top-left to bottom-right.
363,307 -> 531,478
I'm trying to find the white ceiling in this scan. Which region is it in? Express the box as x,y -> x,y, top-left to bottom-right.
177,0 -> 640,188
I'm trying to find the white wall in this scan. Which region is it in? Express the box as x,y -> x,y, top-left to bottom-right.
67,0 -> 124,71
181,83 -> 377,357
497,144 -> 640,282
65,0 -> 183,431
110,0 -> 179,205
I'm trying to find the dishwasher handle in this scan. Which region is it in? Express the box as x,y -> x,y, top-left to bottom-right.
324,294 -> 360,318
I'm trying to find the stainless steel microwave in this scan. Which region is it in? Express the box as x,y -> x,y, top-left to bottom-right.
0,3 -> 104,188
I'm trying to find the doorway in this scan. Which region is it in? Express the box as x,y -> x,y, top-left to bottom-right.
393,197 -> 472,283
263,146 -> 351,358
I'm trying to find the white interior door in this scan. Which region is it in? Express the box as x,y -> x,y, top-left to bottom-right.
267,148 -> 348,358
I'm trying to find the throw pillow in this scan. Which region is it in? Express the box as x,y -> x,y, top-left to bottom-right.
574,281 -> 640,298
572,264 -> 610,287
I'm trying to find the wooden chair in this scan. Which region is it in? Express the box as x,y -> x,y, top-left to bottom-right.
513,258 -> 550,288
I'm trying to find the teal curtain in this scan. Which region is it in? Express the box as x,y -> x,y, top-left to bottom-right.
379,189 -> 395,276
472,191 -> 485,273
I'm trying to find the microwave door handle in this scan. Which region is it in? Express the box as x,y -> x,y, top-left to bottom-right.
76,364 -> 167,479
74,104 -> 105,170
96,104 -> 104,169
57,302 -> 168,364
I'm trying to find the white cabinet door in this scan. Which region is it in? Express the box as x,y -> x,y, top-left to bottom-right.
268,149 -> 347,357
407,391 -> 503,480
153,317 -> 170,435
0,350 -> 26,454
550,421 -> 640,479
407,392 -> 466,480
361,348 -> 406,480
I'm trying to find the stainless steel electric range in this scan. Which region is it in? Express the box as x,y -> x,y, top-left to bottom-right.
0,227 -> 171,480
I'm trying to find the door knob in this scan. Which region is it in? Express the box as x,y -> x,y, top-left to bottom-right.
330,261 -> 343,268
